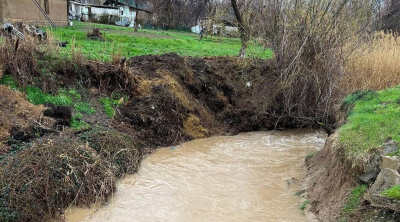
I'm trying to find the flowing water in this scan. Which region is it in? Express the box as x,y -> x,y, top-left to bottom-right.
66,130 -> 327,222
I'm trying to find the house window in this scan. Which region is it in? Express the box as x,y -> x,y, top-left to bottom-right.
121,11 -> 124,15
44,0 -> 50,15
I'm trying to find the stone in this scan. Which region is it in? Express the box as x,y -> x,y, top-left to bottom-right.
380,156 -> 400,171
382,140 -> 399,156
364,169 -> 400,211
359,154 -> 381,183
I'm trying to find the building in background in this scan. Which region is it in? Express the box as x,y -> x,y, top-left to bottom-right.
103,0 -> 153,26
69,0 -> 119,22
68,0 -> 153,27
0,0 -> 68,27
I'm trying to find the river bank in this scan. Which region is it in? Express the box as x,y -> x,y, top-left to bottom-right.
1,32 -> 399,221
1,49 -> 328,221
303,88 -> 400,221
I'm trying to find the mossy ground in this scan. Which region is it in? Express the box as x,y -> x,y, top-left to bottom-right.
339,86 -> 400,159
50,22 -> 274,61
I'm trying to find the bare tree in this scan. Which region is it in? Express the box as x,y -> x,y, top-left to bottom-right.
230,0 -> 248,57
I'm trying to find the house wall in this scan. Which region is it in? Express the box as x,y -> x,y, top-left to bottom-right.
90,7 -> 119,17
1,0 -> 68,27
137,10 -> 152,24
120,5 -> 136,21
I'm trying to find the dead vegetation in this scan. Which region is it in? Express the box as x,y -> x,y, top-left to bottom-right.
0,86 -> 55,154
0,128 -> 142,222
342,31 -> 400,94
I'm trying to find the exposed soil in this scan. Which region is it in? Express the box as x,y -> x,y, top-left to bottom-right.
303,132 -> 357,221
112,53 -> 281,148
304,132 -> 400,222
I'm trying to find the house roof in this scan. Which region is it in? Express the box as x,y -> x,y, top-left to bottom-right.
103,0 -> 153,12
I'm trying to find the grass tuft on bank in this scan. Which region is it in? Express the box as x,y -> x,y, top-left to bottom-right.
50,22 -> 273,61
343,185 -> 368,213
382,185 -> 400,199
339,86 -> 400,159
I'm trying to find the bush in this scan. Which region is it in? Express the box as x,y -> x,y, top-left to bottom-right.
0,138 -> 116,221
0,129 -> 142,222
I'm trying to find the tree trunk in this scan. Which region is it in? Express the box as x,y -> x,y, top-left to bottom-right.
231,0 -> 248,58
134,9 -> 139,32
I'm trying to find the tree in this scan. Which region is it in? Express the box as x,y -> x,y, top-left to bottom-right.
230,0 -> 248,57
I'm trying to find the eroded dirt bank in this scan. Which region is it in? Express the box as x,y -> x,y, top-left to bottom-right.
1,53 -> 318,221
304,132 -> 400,222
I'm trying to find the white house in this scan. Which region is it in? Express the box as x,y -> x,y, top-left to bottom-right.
69,1 -> 119,22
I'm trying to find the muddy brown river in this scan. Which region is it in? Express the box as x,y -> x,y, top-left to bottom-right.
66,130 -> 327,222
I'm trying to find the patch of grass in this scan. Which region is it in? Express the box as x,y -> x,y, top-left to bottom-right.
341,90 -> 376,113
339,86 -> 400,159
50,22 -> 274,61
299,200 -> 311,210
99,97 -> 119,118
26,86 -> 73,106
342,185 -> 368,213
382,185 -> 400,199
1,75 -> 18,90
71,113 -> 90,130
25,86 -> 95,130
74,102 -> 95,114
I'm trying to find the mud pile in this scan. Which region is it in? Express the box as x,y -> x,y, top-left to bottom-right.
113,53 -> 281,147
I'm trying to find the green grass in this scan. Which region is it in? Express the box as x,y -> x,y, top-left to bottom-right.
24,86 -> 94,130
342,185 -> 368,214
71,113 -> 90,130
340,185 -> 368,221
299,200 -> 311,210
74,102 -> 95,114
26,86 -> 73,106
339,86 -> 400,159
99,97 -> 119,118
382,185 -> 400,199
1,75 -> 18,90
50,22 -> 274,61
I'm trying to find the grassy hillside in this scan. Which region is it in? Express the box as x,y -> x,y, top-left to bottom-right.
50,22 -> 273,61
339,86 -> 400,159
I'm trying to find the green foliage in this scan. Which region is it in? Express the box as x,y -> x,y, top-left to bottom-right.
339,86 -> 400,159
74,102 -> 95,114
50,22 -> 274,61
1,75 -> 18,90
382,185 -> 400,199
26,86 -> 73,106
299,200 -> 311,210
25,86 -> 95,130
341,90 -> 376,113
342,185 -> 368,213
99,97 -> 119,118
71,113 -> 90,130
